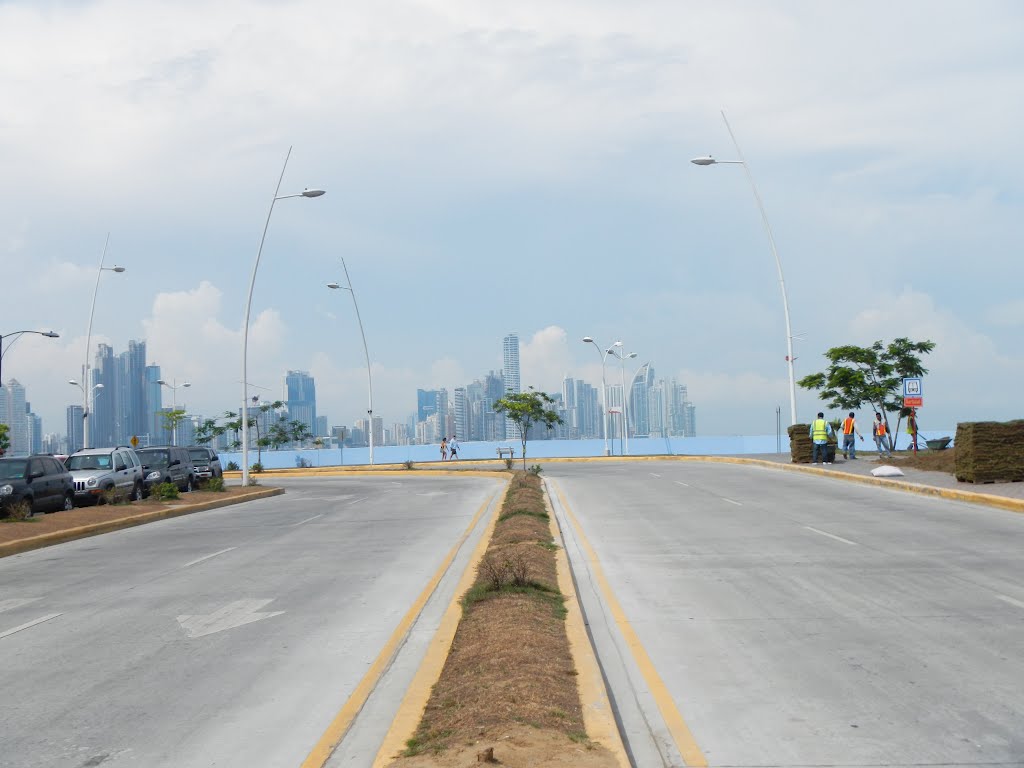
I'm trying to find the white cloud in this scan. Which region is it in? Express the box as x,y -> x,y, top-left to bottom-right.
987,300 -> 1024,328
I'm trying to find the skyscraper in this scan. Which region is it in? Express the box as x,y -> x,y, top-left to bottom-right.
1,379 -> 28,456
502,333 -> 520,439
285,370 -> 317,436
120,340 -> 148,445
91,343 -> 116,447
66,405 -> 84,453
145,365 -> 163,444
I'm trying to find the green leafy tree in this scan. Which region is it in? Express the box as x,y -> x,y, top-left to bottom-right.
161,409 -> 188,443
797,337 -> 935,450
492,387 -> 563,470
288,419 -> 312,448
0,423 -> 9,456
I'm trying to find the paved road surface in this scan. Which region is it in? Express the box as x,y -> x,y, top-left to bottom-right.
0,475 -> 499,768
548,461 -> 1024,767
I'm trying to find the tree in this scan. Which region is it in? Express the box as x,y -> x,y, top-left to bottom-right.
797,337 -> 935,450
288,419 -> 312,448
492,387 -> 563,469
161,409 -> 188,444
0,423 -> 9,456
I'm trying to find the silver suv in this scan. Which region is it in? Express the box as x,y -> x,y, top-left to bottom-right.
65,447 -> 144,504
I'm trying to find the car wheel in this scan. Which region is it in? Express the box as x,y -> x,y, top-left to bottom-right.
98,485 -> 114,505
62,493 -> 75,512
130,482 -> 143,502
24,496 -> 35,517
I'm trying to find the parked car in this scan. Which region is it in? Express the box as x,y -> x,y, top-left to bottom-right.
64,446 -> 144,504
137,446 -> 197,494
186,446 -> 223,480
0,455 -> 76,516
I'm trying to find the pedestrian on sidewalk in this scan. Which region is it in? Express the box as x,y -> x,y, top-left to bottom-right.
873,412 -> 891,458
448,435 -> 459,460
841,412 -> 863,460
809,412 -> 834,465
440,437 -> 448,461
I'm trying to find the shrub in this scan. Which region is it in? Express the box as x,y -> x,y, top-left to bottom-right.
295,456 -> 312,468
404,460 -> 415,470
527,464 -> 543,475
151,482 -> 179,501
100,487 -> 131,505
225,461 -> 240,471
205,477 -> 226,492
3,500 -> 33,521
504,458 -> 514,470
250,462 -> 264,473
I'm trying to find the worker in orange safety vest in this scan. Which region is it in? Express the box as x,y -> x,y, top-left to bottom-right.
840,412 -> 863,460
872,412 -> 892,458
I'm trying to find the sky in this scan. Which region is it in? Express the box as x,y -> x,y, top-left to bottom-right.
2,0 -> 1023,438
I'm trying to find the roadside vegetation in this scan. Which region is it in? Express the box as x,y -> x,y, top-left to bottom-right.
395,471 -> 615,766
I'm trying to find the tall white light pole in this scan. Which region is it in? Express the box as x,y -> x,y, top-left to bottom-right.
691,109 -> 798,425
157,378 -> 191,445
68,380 -> 103,451
82,234 -> 126,449
582,336 -> 614,456
607,343 -> 638,455
241,146 -> 325,486
1,330 -> 59,385
328,257 -> 374,465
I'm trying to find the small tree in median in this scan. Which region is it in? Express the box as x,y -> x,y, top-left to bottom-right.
493,387 -> 563,470
797,337 -> 935,451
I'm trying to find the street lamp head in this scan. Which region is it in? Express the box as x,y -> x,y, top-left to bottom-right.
627,352 -> 638,359
68,379 -> 79,386
302,188 -> 326,198
327,283 -> 340,289
691,156 -> 717,166
183,382 -> 191,389
111,265 -> 126,273
613,340 -> 623,347
582,336 -> 594,343
95,383 -> 104,390
43,331 -> 60,338
156,379 -> 166,385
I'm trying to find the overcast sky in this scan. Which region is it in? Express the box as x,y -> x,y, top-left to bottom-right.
2,0 -> 1022,438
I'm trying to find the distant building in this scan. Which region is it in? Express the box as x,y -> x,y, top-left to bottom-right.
502,333 -> 520,439
1,379 -> 29,456
285,370 -> 317,436
66,405 -> 84,453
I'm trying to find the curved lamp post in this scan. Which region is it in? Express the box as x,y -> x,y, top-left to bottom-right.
582,336 -> 616,456
1,330 -> 59,385
68,379 -> 103,451
82,234 -> 126,449
691,109 -> 798,425
241,146 -> 324,486
328,258 -> 374,465
157,378 -> 191,445
607,343 -> 638,454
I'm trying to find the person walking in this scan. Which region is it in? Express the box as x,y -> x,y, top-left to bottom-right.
809,412 -> 834,465
873,412 -> 891,458
840,411 -> 863,460
440,437 -> 448,461
906,408 -> 919,452
448,435 -> 459,461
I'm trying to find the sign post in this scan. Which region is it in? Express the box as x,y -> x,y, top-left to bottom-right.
902,379 -> 923,453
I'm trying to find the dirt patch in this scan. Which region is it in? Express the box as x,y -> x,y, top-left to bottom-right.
387,472 -> 618,767
891,446 -> 957,475
0,485 -> 272,548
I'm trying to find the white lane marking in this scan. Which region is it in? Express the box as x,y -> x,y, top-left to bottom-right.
997,595 -> 1024,610
649,473 -> 661,478
182,547 -> 237,568
722,497 -> 743,506
674,480 -> 690,488
291,513 -> 323,526
0,613 -> 63,640
0,598 -> 40,614
177,599 -> 284,639
804,526 -> 858,546
346,496 -> 367,505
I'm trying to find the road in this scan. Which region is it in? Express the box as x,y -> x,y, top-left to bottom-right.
0,475 -> 500,768
548,461 -> 1024,767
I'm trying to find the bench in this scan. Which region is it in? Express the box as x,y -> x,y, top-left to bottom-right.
497,447 -> 515,459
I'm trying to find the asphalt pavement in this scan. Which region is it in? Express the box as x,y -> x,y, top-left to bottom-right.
0,475 -> 501,768
547,460 -> 1024,767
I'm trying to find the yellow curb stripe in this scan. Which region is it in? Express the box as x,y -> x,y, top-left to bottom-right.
0,488 -> 284,559
552,480 -> 709,767
301,486 -> 503,768
225,469 -> 510,479
544,482 -> 630,767
369,484 -> 505,767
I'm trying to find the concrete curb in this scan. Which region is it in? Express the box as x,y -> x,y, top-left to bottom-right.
224,468 -> 510,479
0,487 -> 285,559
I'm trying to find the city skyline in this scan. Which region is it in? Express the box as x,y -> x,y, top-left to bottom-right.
3,3 -> 1023,438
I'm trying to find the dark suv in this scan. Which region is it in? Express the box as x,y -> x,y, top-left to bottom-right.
137,446 -> 197,494
187,446 -> 223,480
0,455 -> 75,516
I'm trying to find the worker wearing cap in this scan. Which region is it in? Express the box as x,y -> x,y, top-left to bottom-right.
841,412 -> 863,460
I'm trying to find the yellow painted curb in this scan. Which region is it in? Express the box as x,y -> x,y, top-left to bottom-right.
552,479 -> 709,767
0,487 -> 284,559
224,468 -> 510,480
544,481 -> 630,766
368,486 -> 506,767
301,483 -> 505,768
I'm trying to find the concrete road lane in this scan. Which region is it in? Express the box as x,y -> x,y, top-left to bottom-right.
549,461 -> 1024,767
0,475 -> 500,768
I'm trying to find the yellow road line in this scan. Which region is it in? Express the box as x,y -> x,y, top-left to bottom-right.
300,487 -> 502,768
544,483 -> 630,767
552,480 -> 709,767
369,485 -> 505,766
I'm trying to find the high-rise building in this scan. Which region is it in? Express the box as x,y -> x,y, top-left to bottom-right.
628,363 -> 654,438
27,405 -> 42,454
119,340 -> 148,445
145,365 -> 162,444
502,333 -> 520,439
91,343 -> 117,447
315,415 -> 328,438
285,370 -> 317,436
66,405 -> 84,453
416,389 -> 438,423
452,387 -> 468,440
1,379 -> 29,456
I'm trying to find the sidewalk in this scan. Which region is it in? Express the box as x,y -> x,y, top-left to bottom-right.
748,451 -> 1024,502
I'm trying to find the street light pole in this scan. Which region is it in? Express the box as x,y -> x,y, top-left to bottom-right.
607,344 -> 638,455
157,378 -> 191,445
691,109 -> 798,426
68,380 -> 103,453
1,330 -> 59,385
82,234 -> 126,449
328,257 -> 374,465
241,146 -> 325,486
582,336 -> 613,456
